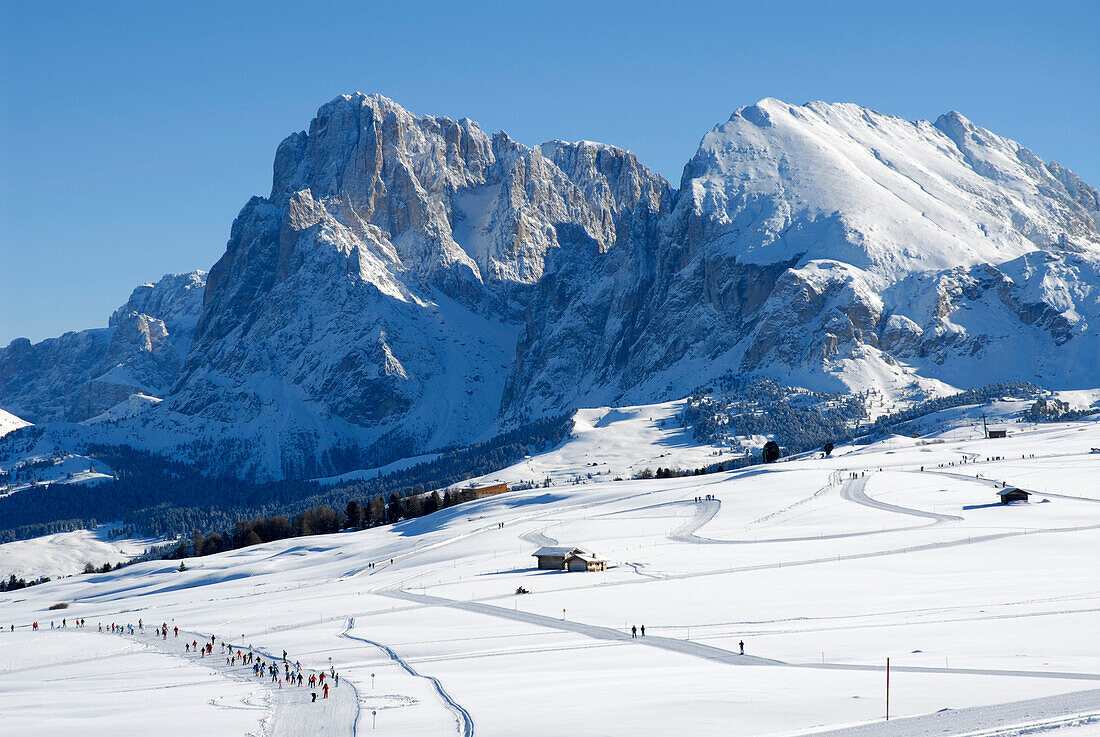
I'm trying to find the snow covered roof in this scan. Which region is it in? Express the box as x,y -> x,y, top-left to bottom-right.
564,552 -> 604,563
996,488 -> 1028,496
466,480 -> 508,490
533,546 -> 587,558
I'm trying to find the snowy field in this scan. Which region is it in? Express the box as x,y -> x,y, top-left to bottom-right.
1,403 -> 1098,736
0,523 -> 164,580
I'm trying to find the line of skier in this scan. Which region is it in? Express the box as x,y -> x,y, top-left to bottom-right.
15,614 -> 344,704
9,618 -> 91,631
185,633 -> 340,702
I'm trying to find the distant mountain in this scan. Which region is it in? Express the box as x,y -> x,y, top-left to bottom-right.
0,271 -> 206,422
3,95 -> 1098,479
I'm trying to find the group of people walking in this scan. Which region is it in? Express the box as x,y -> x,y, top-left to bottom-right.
18,618 -> 89,631
11,613 -> 342,705
196,634 -> 339,702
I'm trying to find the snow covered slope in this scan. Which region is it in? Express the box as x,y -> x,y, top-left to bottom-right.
468,399 -> 734,487
0,450 -> 113,499
1,414 -> 1098,736
0,524 -> 162,580
0,408 -> 30,438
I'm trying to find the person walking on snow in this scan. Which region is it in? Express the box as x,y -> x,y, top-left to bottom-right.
323,683 -> 329,699
631,625 -> 637,638
640,625 -> 645,637
739,640 -> 745,655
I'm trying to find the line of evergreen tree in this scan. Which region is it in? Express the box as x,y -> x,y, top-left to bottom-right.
0,573 -> 51,592
0,414 -> 572,543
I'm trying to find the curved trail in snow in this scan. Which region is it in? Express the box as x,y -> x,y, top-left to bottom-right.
795,688 -> 1100,737
665,477 -> 946,545
518,528 -> 558,548
925,468 -> 1100,505
340,619 -> 474,737
839,476 -> 962,522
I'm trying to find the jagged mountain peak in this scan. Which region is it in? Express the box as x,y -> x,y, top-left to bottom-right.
681,97 -> 1100,282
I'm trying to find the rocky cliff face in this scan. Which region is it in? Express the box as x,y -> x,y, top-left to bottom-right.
6,95 -> 1099,478
501,99 -> 1100,417
150,95 -> 670,478
0,271 -> 206,422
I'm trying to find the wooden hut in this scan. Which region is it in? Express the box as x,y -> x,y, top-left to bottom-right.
466,481 -> 511,499
533,546 -> 585,570
564,551 -> 607,572
997,488 -> 1030,504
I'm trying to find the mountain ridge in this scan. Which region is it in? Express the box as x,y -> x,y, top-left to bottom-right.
3,94 -> 1098,479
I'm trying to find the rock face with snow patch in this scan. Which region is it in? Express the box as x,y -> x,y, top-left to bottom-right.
0,271 -> 206,422
8,95 -> 1100,478
502,99 -> 1100,416
153,95 -> 669,477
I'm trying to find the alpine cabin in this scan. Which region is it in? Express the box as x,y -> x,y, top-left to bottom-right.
997,488 -> 1030,504
466,481 -> 510,499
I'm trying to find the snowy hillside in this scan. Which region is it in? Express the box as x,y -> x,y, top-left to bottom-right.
0,524 -> 162,580
0,408 -> 30,438
0,450 -> 113,499
1,412 -> 1098,736
466,399 -> 735,487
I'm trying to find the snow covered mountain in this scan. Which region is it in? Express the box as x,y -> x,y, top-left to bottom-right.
0,271 -> 206,422
135,94 -> 670,477
508,99 -> 1100,415
4,95 -> 1099,478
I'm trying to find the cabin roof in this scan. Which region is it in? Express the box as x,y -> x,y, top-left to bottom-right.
564,552 -> 603,563
533,546 -> 587,558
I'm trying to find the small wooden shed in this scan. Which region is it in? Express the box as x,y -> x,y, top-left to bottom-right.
564,552 -> 607,572
987,427 -> 1008,439
997,488 -> 1029,504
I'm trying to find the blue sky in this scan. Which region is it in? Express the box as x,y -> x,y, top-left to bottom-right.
2,0 -> 1098,344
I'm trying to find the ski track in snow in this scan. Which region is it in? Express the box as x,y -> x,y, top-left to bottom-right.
666,477 -> 944,545
517,528 -> 558,547
81,627 -> 359,737
340,619 -> 474,737
796,689 -> 1100,737
382,589 -> 1100,684
840,475 -> 963,522
925,469 -> 1100,505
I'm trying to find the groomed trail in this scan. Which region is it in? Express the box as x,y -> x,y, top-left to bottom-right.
666,475 -> 955,545
84,626 -> 359,737
839,475 -> 962,522
340,619 -> 474,737
381,589 -> 1100,683
798,688 -> 1100,737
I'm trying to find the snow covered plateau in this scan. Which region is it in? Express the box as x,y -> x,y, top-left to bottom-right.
3,95 -> 1100,479
1,402 -> 1098,737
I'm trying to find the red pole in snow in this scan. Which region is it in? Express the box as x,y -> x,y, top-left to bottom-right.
886,657 -> 890,721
